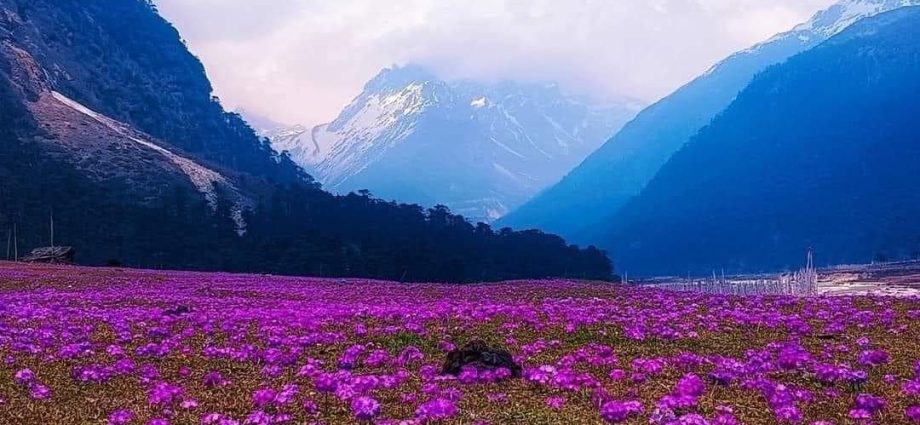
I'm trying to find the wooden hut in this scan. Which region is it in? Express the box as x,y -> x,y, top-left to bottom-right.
21,246 -> 75,264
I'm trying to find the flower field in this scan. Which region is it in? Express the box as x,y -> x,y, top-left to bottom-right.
0,263 -> 919,424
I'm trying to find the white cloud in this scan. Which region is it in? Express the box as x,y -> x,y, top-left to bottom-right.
153,0 -> 835,125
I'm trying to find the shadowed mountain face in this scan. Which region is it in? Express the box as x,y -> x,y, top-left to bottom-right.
499,0 -> 920,239
261,65 -> 642,223
0,0 -> 306,184
0,1 -> 256,233
604,7 -> 920,276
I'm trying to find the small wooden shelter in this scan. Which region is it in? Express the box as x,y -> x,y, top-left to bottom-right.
21,246 -> 75,264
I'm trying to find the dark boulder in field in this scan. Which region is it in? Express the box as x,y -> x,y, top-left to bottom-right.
163,305 -> 192,316
442,340 -> 521,378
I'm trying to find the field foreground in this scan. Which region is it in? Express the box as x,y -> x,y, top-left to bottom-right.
0,263 -> 919,424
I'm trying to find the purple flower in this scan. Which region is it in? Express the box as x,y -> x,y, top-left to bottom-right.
178,366 -> 192,378
907,405 -> 920,423
363,349 -> 391,368
108,409 -> 134,425
679,414 -> 710,425
458,365 -> 479,385
30,384 -> 51,400
777,344 -> 811,370
149,382 -> 183,406
904,379 -> 920,396
397,346 -> 424,366
314,373 -> 338,394
416,398 -> 458,421
244,411 -> 272,425
633,358 -> 666,375
138,364 -> 160,383
854,393 -> 886,415
350,396 -> 381,421
675,373 -> 706,397
114,358 -> 136,374
14,368 -> 35,385
524,365 -> 556,385
251,388 -> 276,408
203,371 -> 225,388
546,396 -> 565,410
600,400 -> 643,423
849,409 -> 871,420
200,413 -> 225,424
302,399 -> 319,416
714,410 -> 740,425
275,384 -> 298,405
858,350 -> 890,367
774,405 -> 802,423
106,345 -> 126,357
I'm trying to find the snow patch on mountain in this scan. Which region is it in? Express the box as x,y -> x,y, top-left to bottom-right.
793,0 -> 918,37
711,0 -> 919,73
52,91 -> 250,233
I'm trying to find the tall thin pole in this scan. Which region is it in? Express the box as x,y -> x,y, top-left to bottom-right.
13,223 -> 18,261
50,209 -> 54,249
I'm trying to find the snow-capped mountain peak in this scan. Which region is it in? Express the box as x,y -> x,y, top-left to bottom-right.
711,0 -> 918,70
260,65 -> 643,222
312,69 -> 446,186
794,0 -> 918,37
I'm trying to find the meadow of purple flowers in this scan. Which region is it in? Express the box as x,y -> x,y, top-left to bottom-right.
0,263 -> 918,424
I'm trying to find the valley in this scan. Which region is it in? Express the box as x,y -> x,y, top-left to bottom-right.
1,1 -> 920,423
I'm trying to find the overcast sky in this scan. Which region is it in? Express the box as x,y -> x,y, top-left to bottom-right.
153,0 -> 836,126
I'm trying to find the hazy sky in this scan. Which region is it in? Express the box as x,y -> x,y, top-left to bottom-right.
153,0 -> 836,125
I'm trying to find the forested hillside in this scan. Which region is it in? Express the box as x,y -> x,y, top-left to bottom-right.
500,0 -> 920,242
604,7 -> 920,275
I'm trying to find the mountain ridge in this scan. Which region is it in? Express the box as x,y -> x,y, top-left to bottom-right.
499,0 -> 920,239
605,6 -> 920,275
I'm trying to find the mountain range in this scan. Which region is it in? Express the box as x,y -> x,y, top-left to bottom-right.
258,66 -> 642,222
606,5 -> 920,275
500,0 -> 920,240
3,0 -> 917,279
0,0 -> 612,282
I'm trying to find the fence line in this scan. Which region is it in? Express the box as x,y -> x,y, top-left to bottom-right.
646,251 -> 819,296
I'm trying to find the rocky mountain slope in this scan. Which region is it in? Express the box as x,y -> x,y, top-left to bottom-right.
264,65 -> 641,222
606,6 -> 920,275
500,0 -> 920,238
0,4 -> 257,232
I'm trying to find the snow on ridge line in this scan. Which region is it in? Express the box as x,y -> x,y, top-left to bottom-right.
50,91 -> 249,234
51,91 -> 225,204
705,0 -> 917,76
